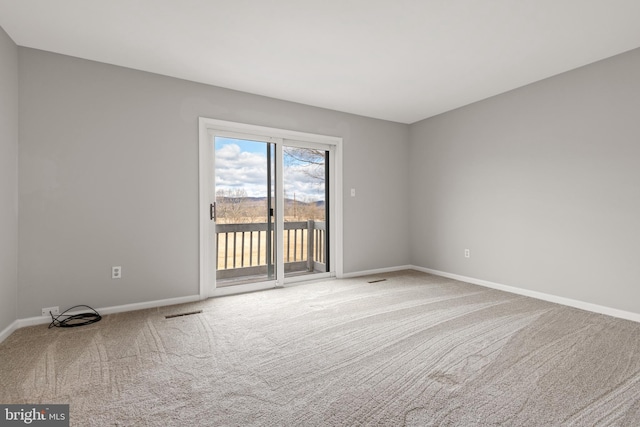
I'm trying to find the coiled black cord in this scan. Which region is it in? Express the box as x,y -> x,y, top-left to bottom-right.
48,305 -> 102,329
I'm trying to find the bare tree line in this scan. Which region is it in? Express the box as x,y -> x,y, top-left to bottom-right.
215,188 -> 324,224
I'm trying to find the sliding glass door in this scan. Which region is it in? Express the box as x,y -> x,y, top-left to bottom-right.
213,137 -> 276,286
282,145 -> 329,278
199,118 -> 342,297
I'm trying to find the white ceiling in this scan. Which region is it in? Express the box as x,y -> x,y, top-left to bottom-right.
1,1 -> 640,124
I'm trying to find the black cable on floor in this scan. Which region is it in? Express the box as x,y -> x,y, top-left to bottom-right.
48,305 -> 102,329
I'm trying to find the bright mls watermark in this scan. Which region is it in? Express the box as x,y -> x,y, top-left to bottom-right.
0,405 -> 68,426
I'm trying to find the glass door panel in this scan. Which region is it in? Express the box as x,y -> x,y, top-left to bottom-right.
282,146 -> 329,278
214,137 -> 276,286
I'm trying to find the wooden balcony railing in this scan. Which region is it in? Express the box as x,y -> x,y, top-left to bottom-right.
216,220 -> 326,280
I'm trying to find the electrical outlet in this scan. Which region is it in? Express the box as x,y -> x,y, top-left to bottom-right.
464,249 -> 470,258
350,188 -> 356,197
42,306 -> 59,316
112,266 -> 122,279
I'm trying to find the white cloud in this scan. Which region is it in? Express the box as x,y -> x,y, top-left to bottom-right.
215,143 -> 326,201
215,144 -> 269,196
283,165 -> 325,202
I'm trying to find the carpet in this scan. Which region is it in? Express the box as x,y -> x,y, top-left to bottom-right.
1,270 -> 640,426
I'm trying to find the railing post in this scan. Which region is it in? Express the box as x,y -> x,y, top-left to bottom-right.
307,220 -> 314,272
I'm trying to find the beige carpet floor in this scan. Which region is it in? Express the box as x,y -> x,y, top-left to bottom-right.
1,270 -> 640,426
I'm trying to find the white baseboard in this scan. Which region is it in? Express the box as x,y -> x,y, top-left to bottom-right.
413,266 -> 640,323
0,319 -> 19,344
12,294 -> 202,331
340,265 -> 414,279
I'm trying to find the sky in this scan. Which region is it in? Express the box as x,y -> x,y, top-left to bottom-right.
215,137 -> 325,202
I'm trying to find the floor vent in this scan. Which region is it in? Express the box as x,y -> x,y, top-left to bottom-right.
367,279 -> 387,283
165,310 -> 203,319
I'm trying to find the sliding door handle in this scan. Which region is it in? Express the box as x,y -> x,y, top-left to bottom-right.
210,203 -> 216,221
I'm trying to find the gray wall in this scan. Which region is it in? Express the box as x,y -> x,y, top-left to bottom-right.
17,48 -> 410,317
409,47 -> 640,314
0,26 -> 19,331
